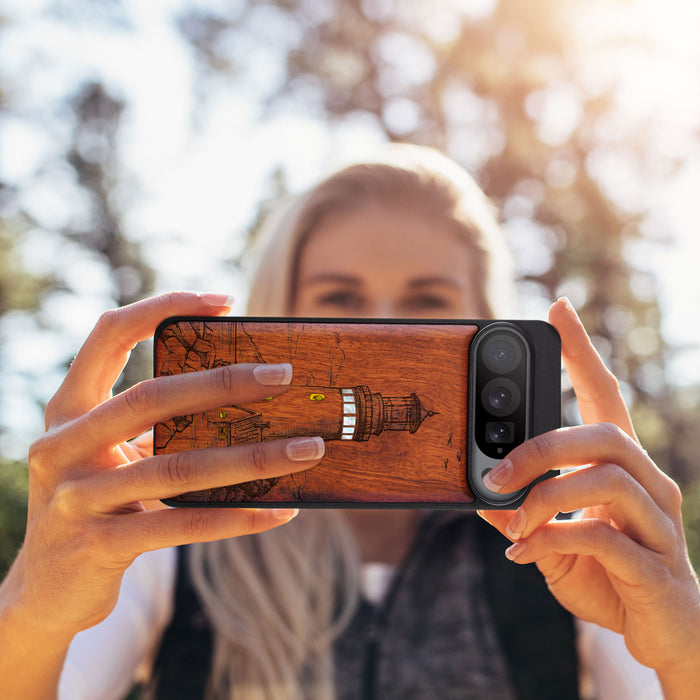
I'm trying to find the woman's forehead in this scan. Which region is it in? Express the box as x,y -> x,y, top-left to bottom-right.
298,202 -> 472,273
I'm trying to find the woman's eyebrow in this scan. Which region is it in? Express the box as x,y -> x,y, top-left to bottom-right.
407,277 -> 462,289
301,273 -> 362,286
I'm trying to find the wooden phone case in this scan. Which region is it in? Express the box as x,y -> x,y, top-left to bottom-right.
153,317 -> 559,508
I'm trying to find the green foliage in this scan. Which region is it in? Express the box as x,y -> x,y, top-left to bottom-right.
0,460 -> 28,577
682,478 -> 700,572
0,224 -> 54,316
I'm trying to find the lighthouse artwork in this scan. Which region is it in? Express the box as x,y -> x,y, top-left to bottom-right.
154,319 -> 478,505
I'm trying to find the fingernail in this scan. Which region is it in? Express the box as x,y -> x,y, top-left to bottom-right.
483,460 -> 512,493
506,509 -> 527,540
557,296 -> 578,319
505,541 -> 527,561
199,293 -> 236,309
286,437 -> 325,461
254,363 -> 293,386
273,508 -> 299,521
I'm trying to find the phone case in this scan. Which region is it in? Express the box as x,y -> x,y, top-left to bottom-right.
153,317 -> 560,509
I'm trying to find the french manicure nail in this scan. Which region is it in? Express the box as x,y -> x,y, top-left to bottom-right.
505,541 -> 527,561
483,460 -> 512,493
286,437 -> 325,461
557,296 -> 578,319
254,363 -> 293,386
273,508 -> 299,521
506,509 -> 527,540
199,293 -> 236,309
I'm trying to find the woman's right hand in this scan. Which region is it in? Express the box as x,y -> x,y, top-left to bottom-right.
2,292 -> 324,641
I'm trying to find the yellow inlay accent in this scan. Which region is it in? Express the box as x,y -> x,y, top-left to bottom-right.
219,410 -> 227,419
309,393 -> 326,401
218,426 -> 227,440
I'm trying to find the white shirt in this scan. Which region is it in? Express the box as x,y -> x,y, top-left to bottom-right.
59,548 -> 663,700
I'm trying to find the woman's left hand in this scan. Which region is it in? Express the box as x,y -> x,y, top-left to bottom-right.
478,298 -> 700,696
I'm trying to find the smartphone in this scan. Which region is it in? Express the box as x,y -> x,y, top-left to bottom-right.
153,317 -> 560,509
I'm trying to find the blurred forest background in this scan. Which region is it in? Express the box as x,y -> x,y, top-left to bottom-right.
1,0 -> 700,574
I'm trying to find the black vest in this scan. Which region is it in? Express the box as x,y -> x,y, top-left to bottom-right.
148,514 -> 579,699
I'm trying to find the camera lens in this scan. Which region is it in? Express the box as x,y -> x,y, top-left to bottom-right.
482,334 -> 523,374
486,421 -> 514,444
489,387 -> 511,411
481,378 -> 521,417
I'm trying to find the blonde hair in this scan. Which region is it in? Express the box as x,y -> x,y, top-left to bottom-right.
246,143 -> 514,318
189,144 -> 514,699
189,512 -> 359,700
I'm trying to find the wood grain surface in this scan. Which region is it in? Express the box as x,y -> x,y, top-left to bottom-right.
154,320 -> 478,505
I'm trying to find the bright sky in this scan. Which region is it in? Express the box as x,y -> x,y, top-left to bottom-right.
1,0 -> 699,456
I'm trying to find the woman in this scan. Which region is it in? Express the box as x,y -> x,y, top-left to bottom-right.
0,145 -> 697,699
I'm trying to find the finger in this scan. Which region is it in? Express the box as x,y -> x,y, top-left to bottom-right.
120,431 -> 152,461
503,518 -> 662,588
548,298 -> 636,439
503,464 -> 676,554
109,506 -> 301,558
87,437 -> 325,507
128,430 -> 153,459
47,292 -> 235,424
68,362 -> 293,455
119,441 -> 144,462
476,509 -> 516,539
483,423 -> 680,514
